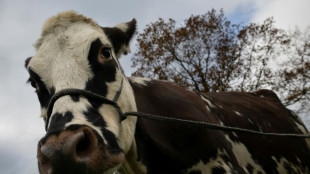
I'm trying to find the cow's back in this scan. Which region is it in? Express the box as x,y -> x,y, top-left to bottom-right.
129,78 -> 310,174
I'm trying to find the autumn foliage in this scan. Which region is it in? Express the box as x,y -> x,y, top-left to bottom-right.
131,9 -> 310,115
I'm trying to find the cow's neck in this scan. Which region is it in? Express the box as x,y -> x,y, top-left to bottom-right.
120,78 -> 155,174
127,78 -> 224,173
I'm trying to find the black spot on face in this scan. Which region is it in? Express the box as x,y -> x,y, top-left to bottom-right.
47,112 -> 74,135
27,69 -> 53,108
83,107 -> 107,128
71,95 -> 80,102
102,27 -> 129,55
83,107 -> 122,152
86,39 -> 118,97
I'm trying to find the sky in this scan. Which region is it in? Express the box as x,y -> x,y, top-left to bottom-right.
0,0 -> 309,173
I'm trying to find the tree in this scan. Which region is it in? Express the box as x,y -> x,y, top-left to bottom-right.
235,17 -> 290,91
132,9 -> 241,93
276,27 -> 310,114
131,9 -> 310,115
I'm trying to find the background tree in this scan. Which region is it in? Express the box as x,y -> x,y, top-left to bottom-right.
131,9 -> 310,115
276,27 -> 310,114
132,9 -> 241,93
235,18 -> 290,91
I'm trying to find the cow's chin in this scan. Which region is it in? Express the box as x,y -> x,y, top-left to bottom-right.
37,126 -> 125,174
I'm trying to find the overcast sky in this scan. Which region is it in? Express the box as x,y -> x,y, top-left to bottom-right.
0,0 -> 309,173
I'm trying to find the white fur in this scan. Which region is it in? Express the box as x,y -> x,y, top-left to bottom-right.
113,77 -> 138,153
30,15 -> 114,141
50,97 -> 109,143
272,156 -> 309,173
129,77 -> 152,86
186,149 -> 233,173
40,107 -> 47,119
201,95 -> 215,108
115,23 -> 128,33
186,87 -> 195,93
205,105 -> 211,112
99,105 -> 120,137
29,21 -> 110,91
187,135 -> 266,173
234,111 -> 242,116
52,97 -> 91,116
225,135 -> 265,173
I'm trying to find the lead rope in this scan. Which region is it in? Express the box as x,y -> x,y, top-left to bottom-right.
124,112 -> 310,138
45,86 -> 310,138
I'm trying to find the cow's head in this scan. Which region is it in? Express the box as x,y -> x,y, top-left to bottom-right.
25,11 -> 137,174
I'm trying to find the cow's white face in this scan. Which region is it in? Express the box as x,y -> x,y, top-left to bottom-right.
25,11 -> 137,174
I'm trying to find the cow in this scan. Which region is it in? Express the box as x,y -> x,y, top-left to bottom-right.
25,11 -> 310,174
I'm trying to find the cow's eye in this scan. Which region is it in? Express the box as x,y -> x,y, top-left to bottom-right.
31,81 -> 37,88
28,78 -> 39,90
101,48 -> 112,59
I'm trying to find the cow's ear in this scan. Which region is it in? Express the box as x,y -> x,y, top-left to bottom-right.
102,19 -> 136,58
25,57 -> 32,68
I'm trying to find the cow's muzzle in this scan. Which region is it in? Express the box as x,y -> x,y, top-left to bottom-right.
37,126 -> 124,174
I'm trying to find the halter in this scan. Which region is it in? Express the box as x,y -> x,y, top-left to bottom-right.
45,78 -> 310,138
45,78 -> 124,131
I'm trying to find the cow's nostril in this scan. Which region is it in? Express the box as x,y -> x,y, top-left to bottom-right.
76,135 -> 89,153
75,129 -> 96,161
76,132 -> 90,157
